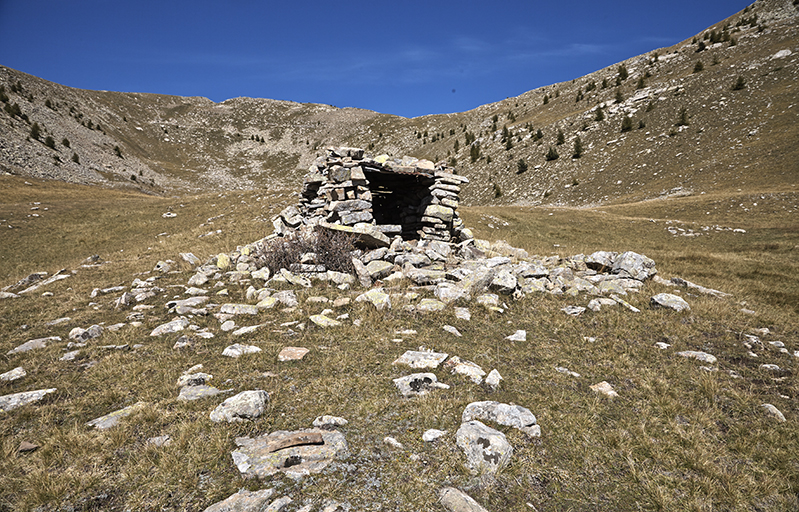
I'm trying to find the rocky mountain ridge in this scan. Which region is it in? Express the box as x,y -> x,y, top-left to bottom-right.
0,0 -> 797,206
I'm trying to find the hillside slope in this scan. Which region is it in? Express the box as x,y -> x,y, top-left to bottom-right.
0,0 -> 797,205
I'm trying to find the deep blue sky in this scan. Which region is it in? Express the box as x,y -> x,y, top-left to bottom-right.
0,0 -> 751,118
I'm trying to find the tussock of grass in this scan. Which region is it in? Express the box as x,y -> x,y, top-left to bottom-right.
1,178 -> 798,511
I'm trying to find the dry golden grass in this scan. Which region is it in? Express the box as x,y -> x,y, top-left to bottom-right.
1,177 -> 797,511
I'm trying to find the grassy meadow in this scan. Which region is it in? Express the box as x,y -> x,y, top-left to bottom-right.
1,175 -> 797,511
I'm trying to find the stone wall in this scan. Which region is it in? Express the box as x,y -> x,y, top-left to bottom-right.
273,147 -> 469,243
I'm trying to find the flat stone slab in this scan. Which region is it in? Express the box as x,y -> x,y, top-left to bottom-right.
86,402 -> 146,429
0,388 -> 57,412
150,318 -> 189,336
204,488 -> 275,512
278,347 -> 310,361
232,428 -> 348,480
319,221 -> 389,248
651,293 -> 690,312
392,350 -> 449,369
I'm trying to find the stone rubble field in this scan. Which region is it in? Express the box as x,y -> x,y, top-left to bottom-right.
2,217 -> 794,511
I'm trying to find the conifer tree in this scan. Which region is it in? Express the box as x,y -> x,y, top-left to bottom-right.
573,136 -> 583,159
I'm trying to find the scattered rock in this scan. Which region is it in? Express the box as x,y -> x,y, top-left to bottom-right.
383,436 -> 404,449
209,390 -> 269,423
309,314 -> 341,328
278,347 -> 310,361
454,307 -> 471,321
485,369 -> 503,390
761,403 -> 786,422
18,441 -> 39,453
590,381 -> 618,398
587,297 -> 617,312
505,330 -> 526,342
69,325 -> 104,342
417,298 -> 446,312
555,366 -> 581,377
354,288 -> 391,310
147,435 -> 172,447
561,305 -> 585,316
423,429 -> 448,442
462,400 -> 538,437
438,487 -> 489,512
443,325 -> 462,337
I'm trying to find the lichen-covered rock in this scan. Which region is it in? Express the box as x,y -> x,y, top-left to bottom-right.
456,420 -> 513,475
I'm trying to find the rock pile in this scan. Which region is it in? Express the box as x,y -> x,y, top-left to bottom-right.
274,147 -> 469,243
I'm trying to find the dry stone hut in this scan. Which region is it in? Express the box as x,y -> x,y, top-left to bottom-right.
273,147 -> 470,246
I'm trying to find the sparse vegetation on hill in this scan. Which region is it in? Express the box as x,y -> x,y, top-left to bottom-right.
0,0 -> 795,209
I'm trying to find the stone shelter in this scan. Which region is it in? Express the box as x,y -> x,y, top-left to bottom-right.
273,147 -> 469,245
